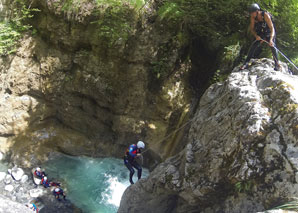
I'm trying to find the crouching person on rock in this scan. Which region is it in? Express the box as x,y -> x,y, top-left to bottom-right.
32,167 -> 46,185
53,187 -> 66,201
41,176 -> 61,188
33,167 -> 46,179
26,203 -> 38,212
124,141 -> 145,185
41,176 -> 50,188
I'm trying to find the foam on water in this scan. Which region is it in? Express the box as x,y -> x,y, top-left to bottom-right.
43,155 -> 148,213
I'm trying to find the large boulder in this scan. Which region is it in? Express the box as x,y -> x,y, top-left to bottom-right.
11,167 -> 24,181
4,185 -> 14,192
0,195 -> 32,213
119,59 -> 298,213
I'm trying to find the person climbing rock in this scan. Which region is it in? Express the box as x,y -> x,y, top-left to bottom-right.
26,203 -> 38,212
33,167 -> 46,179
241,3 -> 281,71
53,187 -> 66,201
124,141 -> 145,184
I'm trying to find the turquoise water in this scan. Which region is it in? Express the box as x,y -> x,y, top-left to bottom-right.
43,155 -> 148,213
0,161 -> 8,172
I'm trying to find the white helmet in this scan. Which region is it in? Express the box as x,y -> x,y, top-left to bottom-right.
36,167 -> 41,171
137,141 -> 145,149
55,188 -> 60,192
43,177 -> 47,180
28,204 -> 33,208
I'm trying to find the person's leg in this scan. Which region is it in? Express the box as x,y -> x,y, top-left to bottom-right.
124,161 -> 135,184
245,40 -> 262,63
241,40 -> 261,69
131,161 -> 142,180
264,36 -> 280,69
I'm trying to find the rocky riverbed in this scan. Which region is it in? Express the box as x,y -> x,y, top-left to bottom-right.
0,152 -> 81,213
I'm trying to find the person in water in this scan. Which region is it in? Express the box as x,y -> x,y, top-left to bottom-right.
53,187 -> 66,201
241,3 -> 280,70
41,176 -> 61,188
41,176 -> 50,188
33,167 -> 46,179
124,141 -> 145,184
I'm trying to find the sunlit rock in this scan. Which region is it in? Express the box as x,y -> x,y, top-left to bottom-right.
4,185 -> 14,192
119,59 -> 298,213
29,189 -> 44,198
11,167 -> 24,181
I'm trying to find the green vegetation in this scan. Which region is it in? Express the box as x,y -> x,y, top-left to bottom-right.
61,0 -> 147,47
280,103 -> 298,113
92,0 -> 146,46
210,69 -> 229,84
157,0 -> 298,69
234,180 -> 253,193
0,0 -> 39,55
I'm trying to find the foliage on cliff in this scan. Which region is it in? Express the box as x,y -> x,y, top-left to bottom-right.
157,0 -> 298,67
60,0 -> 147,46
0,0 -> 38,55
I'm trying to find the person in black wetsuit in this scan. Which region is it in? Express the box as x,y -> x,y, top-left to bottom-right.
124,141 -> 145,184
53,187 -> 66,201
241,3 -> 281,70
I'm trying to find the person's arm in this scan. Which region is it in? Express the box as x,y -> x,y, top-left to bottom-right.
250,15 -> 261,41
264,12 -> 275,46
136,148 -> 142,156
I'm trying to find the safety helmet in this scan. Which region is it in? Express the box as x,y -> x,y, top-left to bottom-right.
43,177 -> 47,180
36,167 -> 41,171
55,188 -> 60,192
137,141 -> 145,149
28,204 -> 33,208
248,3 -> 260,13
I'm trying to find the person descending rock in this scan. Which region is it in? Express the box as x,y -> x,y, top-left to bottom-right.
53,187 -> 66,201
124,141 -> 145,184
241,3 -> 281,70
33,167 -> 46,179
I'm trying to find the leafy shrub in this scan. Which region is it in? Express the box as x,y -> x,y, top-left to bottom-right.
157,0 -> 298,68
0,0 -> 39,55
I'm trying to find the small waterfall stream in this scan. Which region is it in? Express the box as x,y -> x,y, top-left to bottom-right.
43,154 -> 149,213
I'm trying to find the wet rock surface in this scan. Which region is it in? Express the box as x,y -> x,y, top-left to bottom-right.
119,59 -> 298,213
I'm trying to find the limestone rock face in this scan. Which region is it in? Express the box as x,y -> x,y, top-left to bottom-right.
0,195 -> 32,213
0,0 -> 192,166
119,59 -> 298,213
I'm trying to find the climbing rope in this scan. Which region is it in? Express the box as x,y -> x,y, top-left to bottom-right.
141,91 -> 231,155
141,116 -> 196,154
261,39 -> 298,72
